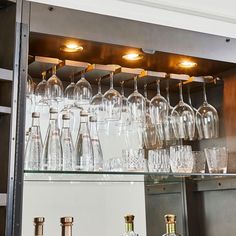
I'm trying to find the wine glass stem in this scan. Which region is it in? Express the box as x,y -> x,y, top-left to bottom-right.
179,81 -> 183,101
187,85 -> 192,105
203,82 -> 208,102
156,79 -> 160,95
98,78 -> 102,93
134,76 -> 138,92
110,72 -> 114,89
144,84 -> 148,98
166,80 -> 170,104
121,82 -> 124,96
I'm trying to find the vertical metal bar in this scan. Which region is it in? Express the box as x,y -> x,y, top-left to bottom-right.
5,0 -> 29,235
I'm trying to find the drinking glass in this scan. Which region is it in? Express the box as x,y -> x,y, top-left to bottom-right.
45,66 -> 64,103
103,72 -> 122,121
35,72 -> 48,105
26,74 -> 35,98
58,77 -> 76,130
127,76 -> 146,124
144,84 -> 151,114
90,77 -> 106,123
122,149 -> 146,172
163,79 -> 178,144
150,79 -> 168,141
148,149 -> 170,172
187,85 -> 203,140
204,147 -> 228,173
74,73 -> 93,110
115,81 -> 130,134
170,145 -> 194,173
196,82 -> 219,139
172,82 -> 195,140
192,151 -> 206,173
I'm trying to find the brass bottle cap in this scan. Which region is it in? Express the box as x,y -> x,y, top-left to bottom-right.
34,217 -> 45,223
89,116 -> 97,122
124,215 -> 135,223
32,112 -> 40,118
60,217 -> 74,224
80,110 -> 89,116
164,214 -> 176,224
62,114 -> 70,120
50,108 -> 58,114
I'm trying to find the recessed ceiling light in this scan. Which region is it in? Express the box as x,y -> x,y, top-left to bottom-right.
122,53 -> 143,61
60,43 -> 83,53
178,61 -> 197,68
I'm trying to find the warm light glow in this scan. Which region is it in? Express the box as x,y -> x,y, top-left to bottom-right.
122,53 -> 143,61
60,43 -> 83,52
179,61 -> 197,68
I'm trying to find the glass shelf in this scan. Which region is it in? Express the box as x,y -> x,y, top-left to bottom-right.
24,170 -> 236,183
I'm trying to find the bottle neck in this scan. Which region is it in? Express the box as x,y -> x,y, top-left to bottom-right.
34,223 -> 44,236
125,222 -> 134,233
90,121 -> 98,138
166,223 -> 176,234
61,224 -> 72,236
62,119 -> 70,129
32,117 -> 40,127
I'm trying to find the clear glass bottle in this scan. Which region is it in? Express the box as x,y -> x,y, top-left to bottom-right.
24,112 -> 43,171
34,217 -> 45,236
42,108 -> 62,171
162,214 -> 181,236
123,215 -> 138,236
89,116 -> 103,171
74,111 -> 94,171
61,114 -> 74,171
60,217 -> 73,236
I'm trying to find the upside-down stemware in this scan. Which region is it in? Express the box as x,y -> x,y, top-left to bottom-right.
172,81 -> 195,140
150,79 -> 168,141
90,77 -> 106,123
103,72 -> 122,121
187,85 -> 203,140
128,76 -> 146,124
144,84 -> 151,114
45,66 -> 64,106
196,82 -> 219,139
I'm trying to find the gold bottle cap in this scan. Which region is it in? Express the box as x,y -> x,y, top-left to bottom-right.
32,112 -> 40,118
89,116 -> 97,122
80,110 -> 89,116
164,214 -> 176,224
62,114 -> 70,120
34,217 -> 45,223
49,108 -> 58,114
124,215 -> 135,223
60,217 -> 74,224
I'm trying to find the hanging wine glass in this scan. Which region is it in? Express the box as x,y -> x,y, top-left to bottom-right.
163,79 -> 178,144
150,79 -> 168,141
196,82 -> 219,139
187,85 -> 203,140
172,81 -> 195,140
115,81 -> 130,135
90,77 -> 106,123
35,71 -> 48,105
144,84 -> 151,114
58,74 -> 76,131
127,76 -> 146,124
26,74 -> 35,98
64,74 -> 76,108
74,73 -> 93,111
103,72 -> 122,121
45,65 -> 64,106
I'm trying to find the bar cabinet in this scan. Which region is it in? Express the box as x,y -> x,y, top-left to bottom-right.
2,0 -> 236,236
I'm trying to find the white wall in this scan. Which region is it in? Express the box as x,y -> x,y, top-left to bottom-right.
22,179 -> 146,236
28,0 -> 236,38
